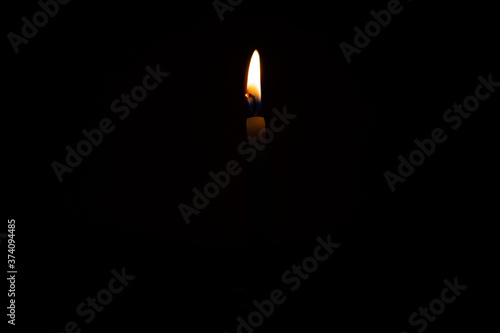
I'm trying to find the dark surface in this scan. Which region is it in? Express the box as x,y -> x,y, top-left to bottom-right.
3,0 -> 498,332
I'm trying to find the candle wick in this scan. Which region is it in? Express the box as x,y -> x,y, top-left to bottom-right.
247,93 -> 258,115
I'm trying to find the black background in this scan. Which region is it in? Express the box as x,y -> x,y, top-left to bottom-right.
3,0 -> 498,332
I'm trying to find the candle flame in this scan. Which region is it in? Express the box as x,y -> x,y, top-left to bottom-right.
246,50 -> 261,112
